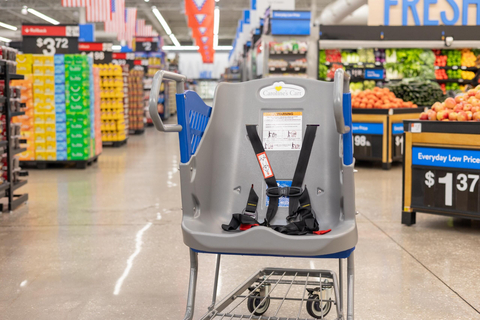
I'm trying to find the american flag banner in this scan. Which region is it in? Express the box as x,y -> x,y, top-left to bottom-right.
105,0 -> 126,41
145,25 -> 153,36
61,0 -> 86,7
125,7 -> 137,44
136,19 -> 146,36
86,0 -> 111,22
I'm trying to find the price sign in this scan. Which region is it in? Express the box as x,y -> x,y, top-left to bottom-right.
112,53 -> 135,69
79,42 -> 113,63
135,37 -> 158,52
391,123 -> 404,160
410,146 -> 480,215
22,24 -> 79,55
352,123 -> 384,160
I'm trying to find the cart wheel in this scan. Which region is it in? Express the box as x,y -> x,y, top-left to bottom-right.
306,294 -> 332,318
247,292 -> 270,316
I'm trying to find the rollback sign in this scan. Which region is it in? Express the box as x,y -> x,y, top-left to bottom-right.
259,82 -> 305,99
22,24 -> 79,55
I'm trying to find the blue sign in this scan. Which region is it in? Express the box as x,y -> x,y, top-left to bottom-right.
266,180 -> 291,207
251,0 -> 256,10
392,123 -> 404,134
352,123 -> 384,135
79,24 -> 94,42
364,69 -> 384,80
244,10 -> 251,24
412,147 -> 480,170
271,10 -> 311,35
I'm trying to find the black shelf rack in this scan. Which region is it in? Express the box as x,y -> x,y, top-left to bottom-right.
0,60 -> 28,212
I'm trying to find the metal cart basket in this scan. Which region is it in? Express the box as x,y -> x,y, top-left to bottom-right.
149,69 -> 357,320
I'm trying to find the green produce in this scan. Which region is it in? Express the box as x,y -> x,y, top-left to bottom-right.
319,64 -> 328,79
363,80 -> 376,90
442,50 -> 461,66
387,78 -> 444,106
349,82 -> 363,93
446,69 -> 461,79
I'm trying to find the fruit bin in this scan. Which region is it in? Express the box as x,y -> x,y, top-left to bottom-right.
352,107 -> 426,170
402,120 -> 480,226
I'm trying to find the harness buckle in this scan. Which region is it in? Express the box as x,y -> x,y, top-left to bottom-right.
242,208 -> 257,219
266,186 -> 303,198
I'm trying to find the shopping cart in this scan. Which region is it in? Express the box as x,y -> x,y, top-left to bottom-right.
149,69 -> 357,320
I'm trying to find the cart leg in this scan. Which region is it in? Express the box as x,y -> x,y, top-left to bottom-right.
382,162 -> 392,170
183,249 -> 198,320
347,252 -> 354,320
208,254 -> 221,311
402,211 -> 416,226
339,258 -> 344,314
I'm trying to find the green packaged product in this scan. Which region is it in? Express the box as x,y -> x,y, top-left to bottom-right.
67,127 -> 90,138
67,137 -> 90,148
66,79 -> 90,89
74,54 -> 88,65
67,147 -> 90,160
66,71 -> 90,81
66,93 -> 90,107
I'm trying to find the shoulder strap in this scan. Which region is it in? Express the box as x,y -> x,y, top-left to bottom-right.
246,125 -> 279,226
288,125 -> 318,216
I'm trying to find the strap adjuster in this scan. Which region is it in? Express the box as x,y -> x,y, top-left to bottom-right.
266,186 -> 303,198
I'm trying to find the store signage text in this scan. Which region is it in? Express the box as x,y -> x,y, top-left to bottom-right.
368,0 -> 480,26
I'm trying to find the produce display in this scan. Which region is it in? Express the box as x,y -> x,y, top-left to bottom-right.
419,87 -> 480,121
269,40 -> 308,53
352,87 -> 418,109
349,80 -> 376,93
325,49 -> 341,63
461,71 -> 475,80
268,41 -> 308,77
388,79 -> 444,106
341,51 -> 359,64
461,49 -> 477,67
446,69 -> 461,79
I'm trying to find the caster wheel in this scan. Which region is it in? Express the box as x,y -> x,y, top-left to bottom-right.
306,294 -> 332,319
247,292 -> 270,316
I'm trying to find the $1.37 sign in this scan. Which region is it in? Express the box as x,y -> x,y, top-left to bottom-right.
412,167 -> 480,213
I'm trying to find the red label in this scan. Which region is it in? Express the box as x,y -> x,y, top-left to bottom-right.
133,60 -> 142,65
256,152 -> 274,179
136,37 -> 153,42
112,53 -> 126,59
22,25 -> 66,36
78,42 -> 103,51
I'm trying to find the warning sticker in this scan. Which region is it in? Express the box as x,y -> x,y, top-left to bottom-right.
263,112 -> 302,150
256,152 -> 274,179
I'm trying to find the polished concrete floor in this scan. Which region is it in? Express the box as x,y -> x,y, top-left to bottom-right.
0,128 -> 479,320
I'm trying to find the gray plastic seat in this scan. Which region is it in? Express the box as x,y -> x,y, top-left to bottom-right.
177,76 -> 358,257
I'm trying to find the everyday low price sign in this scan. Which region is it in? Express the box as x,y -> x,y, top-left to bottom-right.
368,0 -> 480,26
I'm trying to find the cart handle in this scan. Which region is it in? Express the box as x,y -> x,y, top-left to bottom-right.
149,70 -> 186,132
333,69 -> 351,134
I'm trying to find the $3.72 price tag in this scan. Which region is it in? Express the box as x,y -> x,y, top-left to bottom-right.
36,37 -> 68,55
23,36 -> 78,55
412,167 -> 480,213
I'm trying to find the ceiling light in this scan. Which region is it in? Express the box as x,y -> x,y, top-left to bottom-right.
162,46 -> 200,51
214,45 -> 233,50
21,6 -> 28,15
144,0 -> 150,2
27,8 -> 60,25
152,6 -> 172,35
214,7 -> 219,35
169,34 -> 181,47
0,36 -> 12,43
0,22 -> 17,31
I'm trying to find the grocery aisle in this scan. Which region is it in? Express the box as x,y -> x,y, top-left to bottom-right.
0,128 -> 478,319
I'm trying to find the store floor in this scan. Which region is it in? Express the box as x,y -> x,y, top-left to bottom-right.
0,127 -> 479,320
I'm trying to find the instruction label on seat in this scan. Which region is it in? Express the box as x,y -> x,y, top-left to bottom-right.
263,112 -> 303,150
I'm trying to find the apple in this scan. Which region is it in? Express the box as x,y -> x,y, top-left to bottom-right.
419,112 -> 428,120
444,97 -> 456,109
468,89 -> 477,96
475,91 -> 480,100
449,111 -> 458,121
431,102 -> 442,111
427,110 -> 437,120
455,95 -> 465,103
437,110 -> 449,120
442,119 -> 450,121
464,104 -> 473,112
468,97 -> 478,105
435,103 -> 446,112
472,106 -> 480,113
457,111 -> 468,121
473,111 -> 480,121
454,105 -> 464,113
466,111 -> 473,120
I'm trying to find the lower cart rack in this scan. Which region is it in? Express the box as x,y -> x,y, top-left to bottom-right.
201,268 -> 341,320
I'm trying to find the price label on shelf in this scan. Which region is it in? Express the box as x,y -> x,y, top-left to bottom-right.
391,123 -> 404,160
81,51 -> 112,64
22,25 -> 79,55
135,37 -> 158,52
78,42 -> 113,63
352,123 -> 384,160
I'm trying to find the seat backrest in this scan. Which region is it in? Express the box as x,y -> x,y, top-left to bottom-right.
179,77 -> 352,229
176,91 -> 212,163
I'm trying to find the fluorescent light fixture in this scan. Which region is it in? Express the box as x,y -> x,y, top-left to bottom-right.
27,8 -> 60,25
214,34 -> 218,48
152,6 -> 172,35
169,34 -> 181,47
214,7 -> 219,35
112,45 -> 122,51
162,46 -> 199,51
0,36 -> 12,43
0,22 -> 17,31
214,45 -> 233,50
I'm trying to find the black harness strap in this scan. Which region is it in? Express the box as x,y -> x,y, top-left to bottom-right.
288,125 -> 318,217
222,185 -> 260,231
246,125 -> 279,226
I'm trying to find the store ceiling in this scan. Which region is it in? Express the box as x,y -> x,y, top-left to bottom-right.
0,0 -> 332,45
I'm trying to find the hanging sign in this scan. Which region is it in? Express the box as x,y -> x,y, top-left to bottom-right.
22,24 -> 79,55
79,42 -> 113,63
112,52 -> 135,68
135,37 -> 158,52
368,0 -> 480,26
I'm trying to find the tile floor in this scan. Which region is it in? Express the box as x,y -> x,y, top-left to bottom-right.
0,128 -> 479,319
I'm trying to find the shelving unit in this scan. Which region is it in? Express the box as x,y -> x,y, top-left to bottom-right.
0,60 -> 28,212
